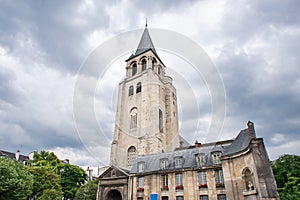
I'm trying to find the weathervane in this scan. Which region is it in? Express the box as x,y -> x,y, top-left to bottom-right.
145,18 -> 148,27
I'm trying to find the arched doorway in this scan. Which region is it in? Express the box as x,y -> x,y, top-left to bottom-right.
106,189 -> 122,200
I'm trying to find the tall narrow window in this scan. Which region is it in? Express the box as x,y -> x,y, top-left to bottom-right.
158,67 -> 161,74
129,85 -> 134,96
175,173 -> 183,187
127,146 -> 136,168
136,82 -> 142,93
142,59 -> 147,71
152,59 -> 156,70
215,169 -> 225,188
159,109 -> 163,132
161,174 -> 168,190
138,177 -> 144,188
198,171 -> 207,188
130,108 -> 138,129
132,63 -> 137,76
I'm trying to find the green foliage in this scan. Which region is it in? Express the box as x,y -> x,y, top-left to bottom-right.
272,154 -> 300,199
29,150 -> 62,172
74,180 -> 99,200
0,157 -> 33,200
39,188 -> 63,200
61,163 -> 87,199
278,174 -> 300,200
28,166 -> 63,199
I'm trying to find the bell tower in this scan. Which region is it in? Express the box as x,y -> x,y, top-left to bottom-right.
110,26 -> 180,169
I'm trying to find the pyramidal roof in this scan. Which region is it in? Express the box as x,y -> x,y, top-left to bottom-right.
134,27 -> 157,56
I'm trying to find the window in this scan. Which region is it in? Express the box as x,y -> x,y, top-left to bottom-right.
138,177 -> 144,187
215,169 -> 225,188
132,63 -> 137,76
175,173 -> 183,187
137,198 -> 143,200
161,174 -> 168,189
127,146 -> 136,168
159,109 -> 163,132
176,196 -> 184,200
136,82 -> 142,93
212,152 -> 222,164
130,108 -> 138,129
129,85 -> 134,96
160,159 -> 168,170
196,153 -> 206,167
200,195 -> 209,200
162,197 -> 168,200
175,157 -> 183,168
198,171 -> 207,188
142,59 -> 147,71
158,67 -> 161,74
243,167 -> 255,191
138,162 -> 145,173
152,59 -> 156,70
217,194 -> 226,200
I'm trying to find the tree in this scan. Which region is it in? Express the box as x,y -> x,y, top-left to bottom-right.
74,180 -> 98,200
0,157 -> 33,200
60,163 -> 87,199
272,154 -> 300,199
28,166 -> 63,199
272,154 -> 300,188
29,150 -> 62,172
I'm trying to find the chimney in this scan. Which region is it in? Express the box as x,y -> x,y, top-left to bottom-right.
15,150 -> 20,161
195,140 -> 201,148
247,121 -> 256,137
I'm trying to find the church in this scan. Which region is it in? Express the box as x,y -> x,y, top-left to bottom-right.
96,26 -> 280,200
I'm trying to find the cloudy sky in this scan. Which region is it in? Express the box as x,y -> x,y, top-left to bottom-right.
1,0 -> 299,172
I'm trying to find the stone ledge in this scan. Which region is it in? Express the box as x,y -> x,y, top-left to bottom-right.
243,188 -> 258,196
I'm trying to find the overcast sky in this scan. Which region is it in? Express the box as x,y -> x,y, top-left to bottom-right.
1,0 -> 299,172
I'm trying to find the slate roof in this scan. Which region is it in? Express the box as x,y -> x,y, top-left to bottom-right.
130,124 -> 257,174
0,150 -> 29,162
135,27 -> 157,56
130,141 -> 232,174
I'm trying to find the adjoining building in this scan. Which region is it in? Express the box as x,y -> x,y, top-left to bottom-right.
97,26 -> 279,200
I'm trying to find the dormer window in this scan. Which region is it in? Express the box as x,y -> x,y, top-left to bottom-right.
196,153 -> 206,167
160,158 -> 168,170
212,152 -> 222,165
138,162 -> 145,173
141,59 -> 147,71
175,157 -> 183,168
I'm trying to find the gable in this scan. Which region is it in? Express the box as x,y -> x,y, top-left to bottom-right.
100,165 -> 129,179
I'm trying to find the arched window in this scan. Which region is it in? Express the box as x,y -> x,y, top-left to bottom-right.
127,146 -> 136,168
159,109 -> 163,132
129,85 -> 134,96
242,167 -> 255,191
136,82 -> 142,93
130,107 -> 138,129
152,59 -> 156,70
141,59 -> 147,71
132,63 -> 137,76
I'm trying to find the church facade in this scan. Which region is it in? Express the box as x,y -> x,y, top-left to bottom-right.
97,27 -> 280,200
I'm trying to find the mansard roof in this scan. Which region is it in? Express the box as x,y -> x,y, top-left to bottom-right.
130,122 -> 257,174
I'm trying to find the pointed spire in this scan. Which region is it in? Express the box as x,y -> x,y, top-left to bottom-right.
134,25 -> 157,56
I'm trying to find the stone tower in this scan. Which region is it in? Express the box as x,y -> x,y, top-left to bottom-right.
110,26 -> 180,170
